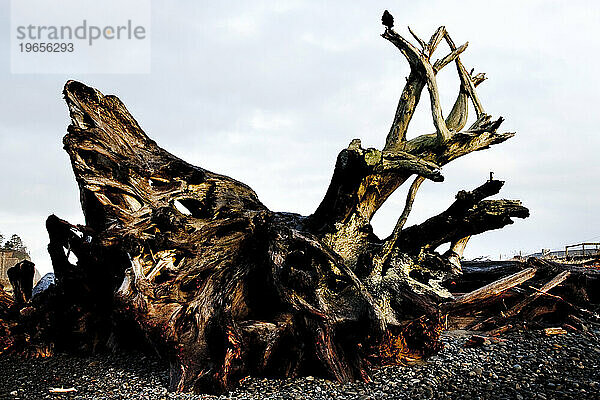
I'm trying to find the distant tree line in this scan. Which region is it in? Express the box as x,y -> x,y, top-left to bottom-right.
0,232 -> 28,254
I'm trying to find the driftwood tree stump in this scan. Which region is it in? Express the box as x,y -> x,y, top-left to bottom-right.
1,13 -> 532,394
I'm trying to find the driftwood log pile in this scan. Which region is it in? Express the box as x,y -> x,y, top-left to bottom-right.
444,258 -> 600,335
1,12 -> 598,394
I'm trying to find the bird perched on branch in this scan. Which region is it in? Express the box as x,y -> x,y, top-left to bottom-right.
382,10 -> 394,29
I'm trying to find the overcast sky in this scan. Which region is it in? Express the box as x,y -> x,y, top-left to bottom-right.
1,1 -> 599,274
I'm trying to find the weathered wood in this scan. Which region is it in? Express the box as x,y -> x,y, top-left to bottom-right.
373,175 -> 425,274
0,287 -> 13,315
0,12 -> 538,395
448,267 -> 537,310
312,20 -> 512,267
58,80 -> 412,393
444,236 -> 471,272
382,27 -> 452,142
7,260 -> 35,304
444,32 -> 485,117
395,180 -> 529,258
0,288 -> 16,355
468,271 -> 571,331
448,260 -> 527,293
446,258 -> 600,333
506,271 -> 571,317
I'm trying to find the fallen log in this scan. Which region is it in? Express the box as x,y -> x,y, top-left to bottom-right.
468,271 -> 571,331
446,258 -> 600,333
0,12 -> 538,394
446,267 -> 537,312
506,271 -> 571,317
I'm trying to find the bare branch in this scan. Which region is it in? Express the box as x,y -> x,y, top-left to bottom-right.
373,175 -> 426,275
381,28 -> 423,66
427,26 -> 446,57
383,28 -> 471,149
401,119 -> 513,165
408,26 -> 427,54
445,89 -> 468,132
444,236 -> 471,272
394,176 -> 426,236
383,28 -> 451,142
312,22 -> 516,253
384,71 -> 426,149
444,69 -> 486,132
380,151 -> 443,182
393,180 -> 529,256
444,33 -> 485,117
433,42 -> 468,73
307,141 -> 444,233
472,72 -> 487,86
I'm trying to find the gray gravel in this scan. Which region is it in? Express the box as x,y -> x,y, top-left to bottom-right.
1,330 -> 599,400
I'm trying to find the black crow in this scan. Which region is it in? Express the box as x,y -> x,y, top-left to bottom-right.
382,10 -> 394,29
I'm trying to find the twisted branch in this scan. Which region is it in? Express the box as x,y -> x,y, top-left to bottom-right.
310,14 -> 517,266
382,27 -> 452,143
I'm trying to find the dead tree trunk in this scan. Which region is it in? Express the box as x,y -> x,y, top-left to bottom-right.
1,12 -> 534,394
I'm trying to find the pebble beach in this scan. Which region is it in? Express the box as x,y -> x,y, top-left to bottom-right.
1,330 -> 599,400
